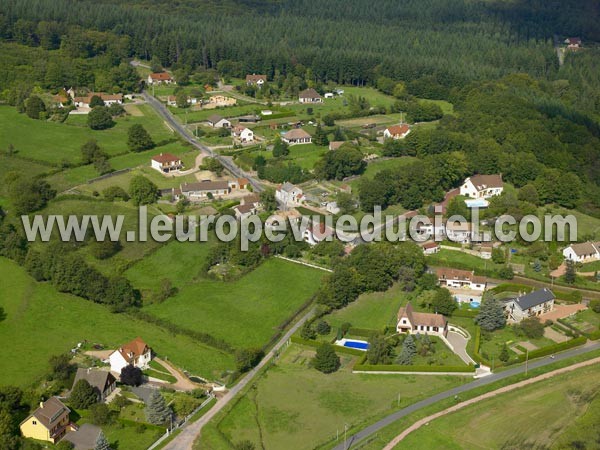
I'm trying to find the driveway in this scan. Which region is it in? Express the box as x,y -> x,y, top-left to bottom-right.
445,331 -> 475,365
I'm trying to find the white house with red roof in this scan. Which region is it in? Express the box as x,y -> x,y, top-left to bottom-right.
151,153 -> 183,173
109,337 -> 152,374
383,124 -> 410,140
147,72 -> 175,85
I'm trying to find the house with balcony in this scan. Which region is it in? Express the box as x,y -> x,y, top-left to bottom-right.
505,288 -> 555,322
20,397 -> 75,444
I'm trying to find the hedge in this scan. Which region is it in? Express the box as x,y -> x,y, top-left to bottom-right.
588,330 -> 600,340
515,336 -> 587,362
290,335 -> 365,356
353,363 -> 475,373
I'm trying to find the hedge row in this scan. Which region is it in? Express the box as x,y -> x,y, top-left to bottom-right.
353,363 -> 475,373
515,336 -> 587,362
290,335 -> 365,356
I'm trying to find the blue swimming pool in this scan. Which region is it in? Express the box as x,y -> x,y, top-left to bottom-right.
343,339 -> 369,350
470,301 -> 481,308
465,199 -> 489,208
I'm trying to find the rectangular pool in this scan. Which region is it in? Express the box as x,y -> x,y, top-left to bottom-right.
335,338 -> 370,351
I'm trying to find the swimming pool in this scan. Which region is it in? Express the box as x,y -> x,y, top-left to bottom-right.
335,338 -> 370,351
469,301 -> 481,308
465,199 -> 489,208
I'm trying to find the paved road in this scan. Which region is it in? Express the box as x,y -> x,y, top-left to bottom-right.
142,91 -> 264,193
161,307 -> 316,450
333,341 -> 600,450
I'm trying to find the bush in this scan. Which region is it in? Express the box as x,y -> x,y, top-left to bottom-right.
89,403 -> 112,425
127,124 -> 155,152
519,317 -> 545,339
312,343 -> 340,374
590,300 -> 600,313
315,320 -> 331,335
88,107 -> 115,130
90,240 -> 122,260
120,365 -> 143,386
103,186 -> 130,202
235,348 -> 263,373
498,266 -> 514,279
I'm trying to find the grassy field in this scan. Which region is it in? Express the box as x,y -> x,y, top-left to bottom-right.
0,257 -> 234,386
200,343 -> 469,450
428,248 -> 504,273
0,104 -> 175,165
143,258 -> 325,349
401,363 -> 600,449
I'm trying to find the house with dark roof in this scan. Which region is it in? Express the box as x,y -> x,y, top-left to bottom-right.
71,368 -> 117,402
298,88 -> 322,103
151,153 -> 183,173
506,288 -> 555,322
206,114 -> 231,128
396,303 -> 448,337
275,182 -> 305,207
460,174 -> 504,199
109,337 -> 152,374
563,241 -> 600,263
20,397 -> 75,444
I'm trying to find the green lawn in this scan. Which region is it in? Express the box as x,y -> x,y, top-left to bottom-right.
563,308 -> 600,334
0,257 -> 234,386
143,258 -> 324,349
428,249 -> 504,273
0,104 -> 175,165
201,343 -> 468,450
401,364 -> 600,450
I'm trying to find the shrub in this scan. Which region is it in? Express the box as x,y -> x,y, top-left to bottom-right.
89,403 -> 112,425
312,343 -> 340,373
315,320 -> 331,335
120,365 -> 143,386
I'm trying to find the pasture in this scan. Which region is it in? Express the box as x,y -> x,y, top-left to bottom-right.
0,257 -> 234,386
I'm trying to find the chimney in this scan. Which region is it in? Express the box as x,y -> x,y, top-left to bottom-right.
40,401 -> 44,409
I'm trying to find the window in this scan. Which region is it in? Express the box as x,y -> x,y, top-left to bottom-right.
32,420 -> 37,425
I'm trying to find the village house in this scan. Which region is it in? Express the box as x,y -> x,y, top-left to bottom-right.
421,241 -> 440,255
304,221 -> 335,246
177,180 -> 231,201
328,141 -> 345,151
445,221 -> 472,243
232,125 -> 254,143
72,93 -> 123,109
383,124 -> 411,140
298,88 -> 323,103
233,203 -> 257,220
396,303 -> 448,337
206,114 -> 231,128
505,288 -> 555,322
563,241 -> 600,263
275,182 -> 305,207
20,397 -> 75,444
436,267 -> 486,291
282,128 -> 312,145
108,337 -> 152,374
228,178 -> 250,190
565,37 -> 582,50
71,368 -> 117,402
151,153 -> 183,173
147,72 -> 175,85
460,174 -> 504,199
246,74 -> 267,87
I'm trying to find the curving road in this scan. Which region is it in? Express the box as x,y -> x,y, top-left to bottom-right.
142,91 -> 264,193
333,341 -> 600,450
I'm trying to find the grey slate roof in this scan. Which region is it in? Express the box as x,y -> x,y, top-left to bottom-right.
515,288 -> 555,310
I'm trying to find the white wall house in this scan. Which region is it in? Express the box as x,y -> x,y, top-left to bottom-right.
396,303 -> 448,337
563,242 -> 600,263
298,88 -> 323,103
147,73 -> 174,85
460,174 -> 504,199
177,181 -> 230,201
383,124 -> 410,140
207,114 -> 231,128
436,268 -> 486,291
282,128 -> 312,145
151,153 -> 183,173
276,182 -> 305,207
109,337 -> 152,374
232,126 -> 254,143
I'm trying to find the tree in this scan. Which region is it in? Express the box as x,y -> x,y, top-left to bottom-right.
564,260 -> 576,284
90,239 -> 122,260
315,320 -> 331,335
235,348 -> 263,372
49,354 -> 73,382
366,334 -> 392,364
314,146 -> 366,180
313,123 -> 329,146
300,322 -> 317,340
70,379 -> 98,409
89,403 -> 111,425
272,137 -> 289,157
145,390 -> 171,425
120,365 -> 143,386
475,295 -> 506,331
81,140 -> 106,165
533,259 -> 542,272
260,189 -> 278,212
499,343 -> 510,363
6,176 -> 56,215
25,95 -> 46,119
498,266 -> 514,280
491,248 -> 506,264
199,157 -> 224,175
94,430 -> 111,450
175,89 -> 189,108
89,95 -> 105,108
336,192 -> 355,214
127,124 -> 155,152
312,343 -> 340,373
519,317 -> 545,339
431,288 -> 457,315
88,107 -> 115,130
129,175 -> 158,206
396,334 -> 416,365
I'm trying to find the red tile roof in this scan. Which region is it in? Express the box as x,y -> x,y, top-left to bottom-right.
150,72 -> 173,81
386,124 -> 410,136
152,153 -> 181,164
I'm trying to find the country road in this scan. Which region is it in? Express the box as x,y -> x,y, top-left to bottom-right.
161,307 -> 316,450
332,340 -> 600,450
142,91 -> 264,193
